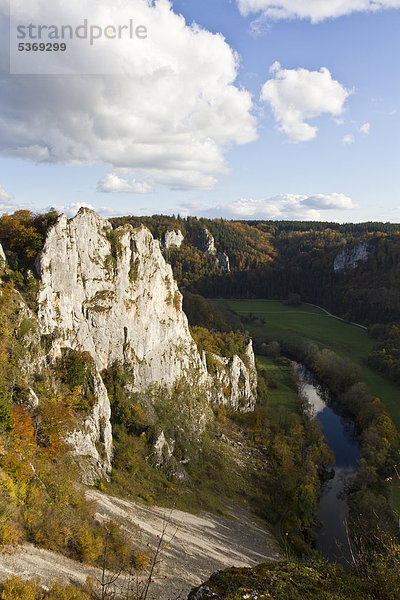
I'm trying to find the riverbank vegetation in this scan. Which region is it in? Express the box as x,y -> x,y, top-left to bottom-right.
229,301 -> 400,546
226,299 -> 400,429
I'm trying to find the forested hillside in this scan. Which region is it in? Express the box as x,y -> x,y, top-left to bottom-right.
111,216 -> 400,322
112,215 -> 400,388
1,209 -> 400,598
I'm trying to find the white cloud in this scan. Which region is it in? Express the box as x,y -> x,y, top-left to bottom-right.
98,174 -> 154,194
260,63 -> 351,142
0,185 -> 14,203
359,122 -> 371,134
236,0 -> 400,23
181,192 -> 356,221
51,202 -> 95,218
301,193 -> 356,210
51,202 -> 123,219
0,0 -> 257,191
343,134 -> 355,144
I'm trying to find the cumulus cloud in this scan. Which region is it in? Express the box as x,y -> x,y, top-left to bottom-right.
98,174 -> 154,194
181,193 -> 356,221
0,0 -> 257,191
343,134 -> 355,144
236,0 -> 400,23
359,122 -> 371,134
301,193 -> 356,210
260,63 -> 351,142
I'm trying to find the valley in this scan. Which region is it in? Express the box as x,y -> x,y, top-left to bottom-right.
0,209 -> 399,599
227,299 -> 400,429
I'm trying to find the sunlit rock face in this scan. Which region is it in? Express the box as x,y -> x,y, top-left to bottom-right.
35,208 -> 257,481
66,368 -> 113,484
334,243 -> 370,273
200,228 -> 217,258
0,242 -> 6,263
37,208 -> 206,387
164,229 -> 184,249
212,340 -> 257,412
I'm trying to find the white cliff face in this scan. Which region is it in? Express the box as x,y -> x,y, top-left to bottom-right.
334,243 -> 370,273
217,252 -> 230,273
67,369 -> 112,485
35,208 -> 257,480
35,208 -> 209,481
201,228 -> 217,258
164,230 -> 184,249
0,242 -> 6,263
37,208 -> 207,388
211,341 -> 257,413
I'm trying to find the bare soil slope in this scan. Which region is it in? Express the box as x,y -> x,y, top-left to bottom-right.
0,490 -> 281,598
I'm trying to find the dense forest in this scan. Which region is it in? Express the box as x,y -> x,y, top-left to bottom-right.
111,215 -> 400,323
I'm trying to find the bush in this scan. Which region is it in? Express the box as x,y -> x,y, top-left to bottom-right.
0,577 -> 91,600
56,350 -> 96,413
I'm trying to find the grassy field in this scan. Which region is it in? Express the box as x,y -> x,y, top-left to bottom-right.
226,300 -> 400,430
257,356 -> 298,423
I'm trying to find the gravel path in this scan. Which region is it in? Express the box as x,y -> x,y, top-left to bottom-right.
0,490 -> 282,599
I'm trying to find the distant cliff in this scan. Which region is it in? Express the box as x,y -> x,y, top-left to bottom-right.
333,243 -> 370,273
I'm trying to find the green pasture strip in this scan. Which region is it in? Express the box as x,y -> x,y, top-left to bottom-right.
226,300 -> 400,430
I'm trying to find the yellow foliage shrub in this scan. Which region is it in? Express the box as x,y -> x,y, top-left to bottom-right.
0,576 -> 42,600
46,582 -> 91,600
0,521 -> 22,546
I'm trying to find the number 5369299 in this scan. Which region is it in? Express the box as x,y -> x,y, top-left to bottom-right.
18,43 -> 67,51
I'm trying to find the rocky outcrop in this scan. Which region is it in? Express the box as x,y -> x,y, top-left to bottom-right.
334,243 -> 370,273
37,208 -> 207,387
199,229 -> 230,272
200,228 -> 217,258
211,341 -> 257,412
164,229 -> 184,249
67,369 -> 112,485
0,242 -> 6,263
35,208 -> 256,480
217,251 -> 230,273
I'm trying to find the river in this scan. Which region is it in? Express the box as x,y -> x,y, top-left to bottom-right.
299,369 -> 360,566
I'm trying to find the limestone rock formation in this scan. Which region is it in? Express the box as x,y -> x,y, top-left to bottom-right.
0,242 -> 6,263
200,228 -> 217,258
217,251 -> 230,273
212,341 -> 257,412
34,208 -> 256,481
163,229 -> 184,249
334,243 -> 370,273
67,369 -> 112,484
36,208 -> 206,388
199,229 -> 230,272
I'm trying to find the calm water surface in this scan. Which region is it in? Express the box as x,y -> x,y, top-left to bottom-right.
300,371 -> 360,565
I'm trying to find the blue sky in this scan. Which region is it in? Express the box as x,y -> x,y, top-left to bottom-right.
0,0 -> 399,222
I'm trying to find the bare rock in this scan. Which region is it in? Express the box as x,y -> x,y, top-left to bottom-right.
164,229 -> 184,249
334,243 -> 370,273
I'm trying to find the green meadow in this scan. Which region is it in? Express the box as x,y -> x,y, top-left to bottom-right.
226,299 -> 400,430
256,355 -> 298,423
